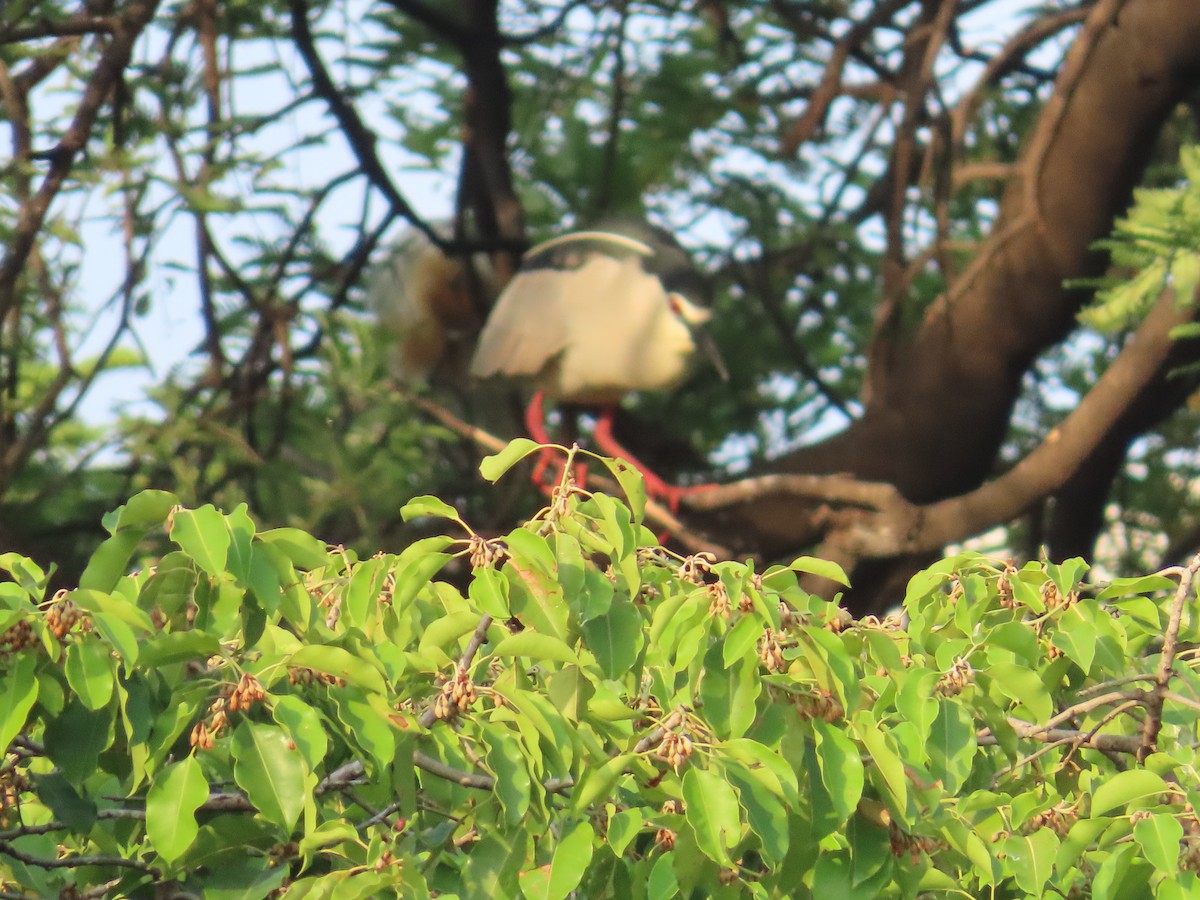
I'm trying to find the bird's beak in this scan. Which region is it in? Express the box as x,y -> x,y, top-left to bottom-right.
692,325 -> 730,382
669,292 -> 728,382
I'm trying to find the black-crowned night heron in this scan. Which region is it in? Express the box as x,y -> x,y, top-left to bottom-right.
470,220 -> 725,506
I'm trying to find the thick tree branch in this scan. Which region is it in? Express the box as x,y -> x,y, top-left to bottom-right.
717,0 -> 1200,610
689,290 -> 1193,572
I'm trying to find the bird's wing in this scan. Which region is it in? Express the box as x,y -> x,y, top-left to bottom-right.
556,256 -> 695,398
469,268 -> 572,380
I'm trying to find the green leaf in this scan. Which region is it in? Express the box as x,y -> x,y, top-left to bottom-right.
789,556 -> 850,587
927,698 -> 976,794
460,830 -> 530,900
89,611 -> 140,667
520,820 -> 594,900
722,614 -> 762,668
391,541 -> 454,610
597,457 -> 647,523
569,753 -> 634,814
35,772 -> 97,832
1099,573 -> 1176,602
418,611 -> 484,661
79,531 -> 144,593
607,807 -> 645,856
491,631 -> 580,664
273,694 -> 329,770
230,721 -> 308,831
111,489 -> 179,531
984,662 -> 1051,720
297,821 -> 360,860
258,527 -> 330,570
400,495 -> 462,522
138,631 -> 222,668
170,505 -> 231,578
682,767 -> 742,865
480,438 -> 543,482
727,764 -> 789,864
1132,812 -> 1183,873
147,755 -> 209,864
333,692 -> 397,772
469,567 -> 511,618
813,718 -> 864,826
481,724 -> 531,827
1003,828 -> 1059,896
894,669 -> 939,749
1050,606 -> 1097,673
1091,769 -> 1169,816
580,600 -> 643,679
0,653 -> 38,755
504,530 -> 570,644
852,713 -> 910,825
43,700 -> 111,783
719,738 -> 800,808
1091,842 -> 1147,900
699,648 -> 760,739
64,639 -> 115,711
647,851 -> 679,900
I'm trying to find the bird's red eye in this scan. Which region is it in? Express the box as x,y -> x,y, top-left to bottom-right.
669,295 -> 683,315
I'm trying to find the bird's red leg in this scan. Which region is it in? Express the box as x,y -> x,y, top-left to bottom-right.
523,390 -> 551,445
524,391 -> 589,492
524,391 -> 557,490
591,408 -> 705,512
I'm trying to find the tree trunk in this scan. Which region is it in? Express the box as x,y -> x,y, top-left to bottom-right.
712,0 -> 1200,611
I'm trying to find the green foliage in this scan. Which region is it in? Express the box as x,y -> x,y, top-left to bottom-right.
2,449 -> 1200,896
1081,145 -> 1200,333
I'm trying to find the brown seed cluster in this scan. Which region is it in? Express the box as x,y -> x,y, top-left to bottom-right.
996,568 -> 1016,608
288,666 -> 346,688
190,694 -> 228,750
374,849 -> 399,870
378,571 -> 396,607
655,730 -> 693,769
759,628 -> 785,673
45,592 -> 89,640
1041,580 -> 1078,611
433,666 -> 478,720
795,688 -> 843,723
1179,805 -> 1200,871
707,580 -> 731,618
468,535 -> 508,570
679,552 -> 716,585
889,826 -> 943,864
227,673 -> 266,712
1026,803 -> 1078,836
0,769 -> 31,827
936,657 -> 973,697
190,674 -> 266,750
190,716 -> 220,750
0,619 -> 36,656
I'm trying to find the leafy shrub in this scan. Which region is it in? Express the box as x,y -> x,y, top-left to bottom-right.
1,443 -> 1199,897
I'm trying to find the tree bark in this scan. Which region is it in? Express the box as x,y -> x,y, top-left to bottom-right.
709,0 -> 1200,609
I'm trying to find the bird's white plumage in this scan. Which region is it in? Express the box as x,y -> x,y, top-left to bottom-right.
470,247 -> 702,403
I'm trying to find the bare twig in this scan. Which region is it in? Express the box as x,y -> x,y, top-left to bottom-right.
288,0 -> 443,247
1138,553 -> 1200,761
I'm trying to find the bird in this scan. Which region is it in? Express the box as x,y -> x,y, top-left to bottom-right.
469,220 -> 725,507
367,226 -> 494,387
